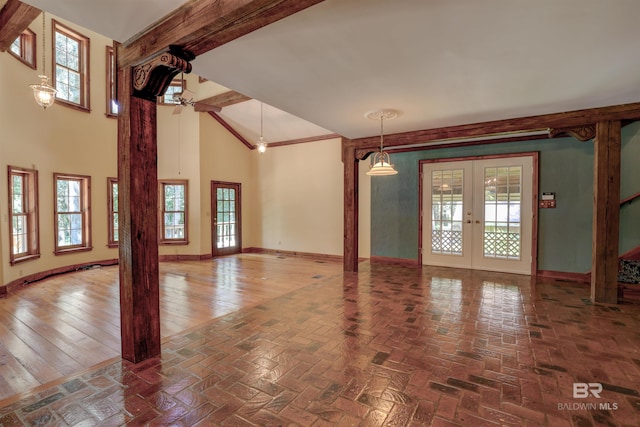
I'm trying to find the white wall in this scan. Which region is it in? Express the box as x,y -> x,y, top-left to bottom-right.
254,138 -> 344,256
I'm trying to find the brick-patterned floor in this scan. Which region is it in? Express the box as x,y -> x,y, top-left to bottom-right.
1,261 -> 639,426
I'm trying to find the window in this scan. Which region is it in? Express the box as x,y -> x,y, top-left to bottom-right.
107,178 -> 118,247
8,166 -> 40,264
158,79 -> 184,105
54,173 -> 91,254
159,180 -> 188,244
9,29 -> 36,69
106,46 -> 118,116
53,20 -> 90,110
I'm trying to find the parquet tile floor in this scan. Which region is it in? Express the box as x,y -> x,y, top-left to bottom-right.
1,254 -> 640,426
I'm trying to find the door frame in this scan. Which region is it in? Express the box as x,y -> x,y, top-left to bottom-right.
418,152 -> 539,275
211,180 -> 242,257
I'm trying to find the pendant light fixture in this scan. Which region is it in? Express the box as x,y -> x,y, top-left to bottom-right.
366,109 -> 398,176
257,102 -> 267,154
30,12 -> 57,109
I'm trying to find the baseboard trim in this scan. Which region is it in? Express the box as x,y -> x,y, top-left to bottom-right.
2,258 -> 119,297
159,254 -> 212,262
242,247 -> 343,263
370,256 -> 420,266
537,270 -> 590,283
620,246 -> 640,261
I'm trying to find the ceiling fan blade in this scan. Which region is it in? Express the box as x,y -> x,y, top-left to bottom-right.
172,104 -> 184,115
193,102 -> 221,113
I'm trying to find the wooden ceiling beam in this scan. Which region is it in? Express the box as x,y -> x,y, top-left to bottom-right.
119,0 -> 325,67
198,90 -> 252,109
0,0 -> 40,52
351,102 -> 640,150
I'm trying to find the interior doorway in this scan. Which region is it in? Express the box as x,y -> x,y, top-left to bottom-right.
420,154 -> 537,275
212,181 -> 242,256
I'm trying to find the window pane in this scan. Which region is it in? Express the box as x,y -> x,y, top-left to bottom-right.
10,37 -> 20,55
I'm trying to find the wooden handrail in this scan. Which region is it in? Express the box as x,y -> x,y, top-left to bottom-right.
620,191 -> 640,206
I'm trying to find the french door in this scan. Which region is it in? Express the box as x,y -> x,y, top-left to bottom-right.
212,181 -> 241,256
421,155 -> 534,275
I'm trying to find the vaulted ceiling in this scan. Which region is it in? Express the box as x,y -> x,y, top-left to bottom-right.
12,0 -> 640,145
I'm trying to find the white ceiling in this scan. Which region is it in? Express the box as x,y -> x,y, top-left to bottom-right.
21,0 -> 640,142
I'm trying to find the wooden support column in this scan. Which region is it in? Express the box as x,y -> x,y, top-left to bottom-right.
342,139 -> 359,272
117,48 -> 191,363
591,120 -> 621,304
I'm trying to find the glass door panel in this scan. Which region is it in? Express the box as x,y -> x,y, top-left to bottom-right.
212,181 -> 241,256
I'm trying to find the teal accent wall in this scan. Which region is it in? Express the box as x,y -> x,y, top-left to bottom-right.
370,122 -> 640,273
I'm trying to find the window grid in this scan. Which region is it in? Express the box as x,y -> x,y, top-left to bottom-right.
431,169 -> 464,255
158,80 -> 184,105
216,188 -> 237,249
107,178 -> 118,247
53,21 -> 89,110
54,173 -> 92,254
160,180 -> 188,244
106,46 -> 118,116
8,166 -> 40,264
483,166 -> 522,259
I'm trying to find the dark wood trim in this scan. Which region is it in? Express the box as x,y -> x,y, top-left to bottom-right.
620,191 -> 640,206
370,256 -> 419,266
1,259 -> 119,296
159,254 -> 211,262
197,90 -> 251,108
267,134 -> 341,148
158,179 -> 189,245
52,20 -> 91,112
211,181 -> 242,257
548,124 -> 596,141
242,247 -> 343,263
351,103 -> 640,151
117,64 -> 161,364
118,0 -> 326,67
207,111 -> 253,149
620,246 -> 640,261
537,270 -> 590,283
385,133 -> 550,157
591,120 -> 621,303
7,27 -> 36,69
0,0 -> 40,52
342,138 -> 359,272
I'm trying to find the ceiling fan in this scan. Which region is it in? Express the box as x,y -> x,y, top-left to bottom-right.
172,89 -> 221,115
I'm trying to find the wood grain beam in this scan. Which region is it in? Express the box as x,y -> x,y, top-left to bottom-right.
117,66 -> 161,363
351,103 -> 640,151
342,138 -> 359,272
591,120 -> 621,304
119,0 -> 326,67
198,90 -> 252,108
0,0 -> 40,52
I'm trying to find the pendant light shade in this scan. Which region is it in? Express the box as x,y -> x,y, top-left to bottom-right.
30,12 -> 57,109
31,75 -> 57,109
366,110 -> 398,176
257,102 -> 267,153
